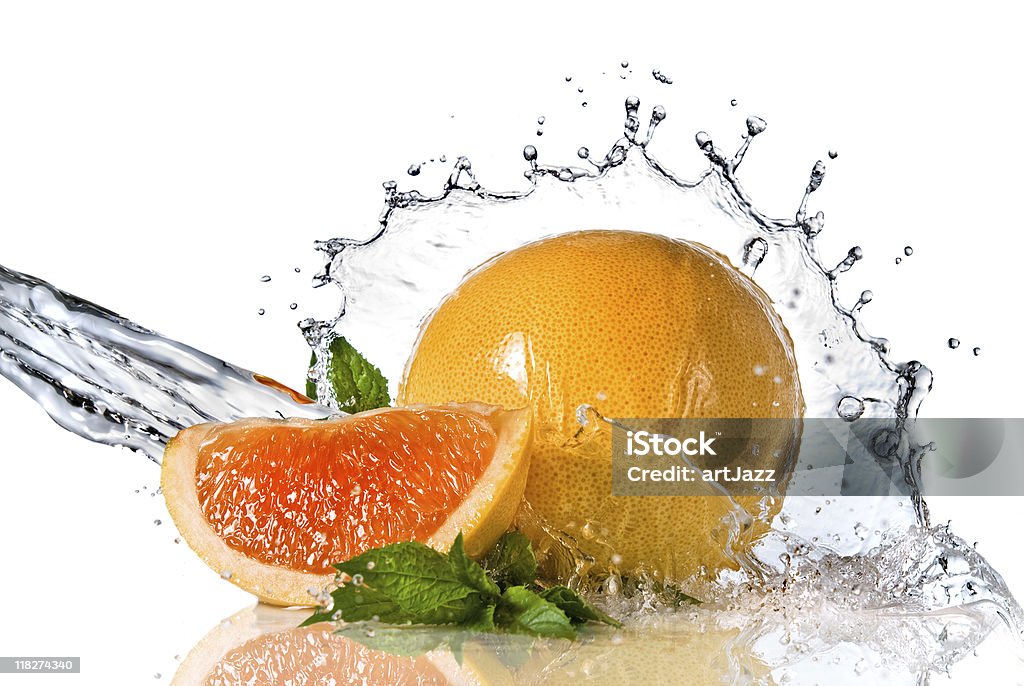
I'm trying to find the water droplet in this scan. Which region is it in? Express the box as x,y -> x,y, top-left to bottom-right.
830,246 -> 863,276
837,396 -> 865,421
257,308 -> 265,316
352,573 -> 364,586
537,116 -> 545,125
605,574 -> 620,595
153,519 -> 162,526
565,75 -> 572,82
407,164 -> 421,177
742,238 -> 768,270
730,98 -> 738,107
581,102 -> 588,108
289,303 -> 298,310
174,537 -> 181,544
854,290 -> 873,312
895,257 -> 902,264
746,116 -> 767,137
904,246 -> 913,256
294,267 -> 301,273
220,570 -> 233,580
803,211 -> 825,237
522,145 -> 538,162
651,69 -> 673,84
366,561 -> 375,570
828,150 -> 839,159
260,275 -> 271,283
973,346 -> 981,356
577,146 -> 590,159
577,87 -> 584,93
948,338 -> 960,349
536,128 -> 543,136
620,60 -> 629,68
807,160 -> 826,193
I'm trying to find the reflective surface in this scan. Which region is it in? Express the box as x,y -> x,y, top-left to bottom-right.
171,604 -> 1024,685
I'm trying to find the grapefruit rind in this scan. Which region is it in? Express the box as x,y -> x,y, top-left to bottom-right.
426,402 -> 533,558
161,403 -> 531,607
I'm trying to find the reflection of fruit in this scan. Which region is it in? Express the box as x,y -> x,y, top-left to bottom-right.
400,230 -> 803,579
173,605 -> 771,686
172,606 -> 514,686
162,403 -> 531,606
516,625 -> 774,686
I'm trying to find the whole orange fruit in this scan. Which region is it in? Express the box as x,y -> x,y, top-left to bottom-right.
399,230 -> 803,580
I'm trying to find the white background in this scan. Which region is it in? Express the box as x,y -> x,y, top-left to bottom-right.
1,2 -> 1023,683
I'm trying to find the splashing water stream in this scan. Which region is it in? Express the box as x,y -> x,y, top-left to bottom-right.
1,96 -> 1021,682
0,265 -> 331,462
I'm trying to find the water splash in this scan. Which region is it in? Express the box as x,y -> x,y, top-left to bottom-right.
0,265 -> 330,462
303,96 -> 1021,643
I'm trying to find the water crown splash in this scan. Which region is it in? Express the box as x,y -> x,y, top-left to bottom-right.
302,94 -> 1021,635
0,92 -> 1021,682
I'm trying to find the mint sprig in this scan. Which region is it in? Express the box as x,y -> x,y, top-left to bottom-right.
482,530 -> 537,588
540,585 -> 623,627
306,335 -> 390,412
302,532 -> 620,639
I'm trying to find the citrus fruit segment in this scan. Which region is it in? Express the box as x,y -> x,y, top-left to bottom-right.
399,230 -> 804,579
162,403 -> 531,606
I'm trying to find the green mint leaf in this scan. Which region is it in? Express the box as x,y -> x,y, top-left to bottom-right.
670,590 -> 701,606
494,586 -> 576,639
539,586 -> 622,628
483,531 -> 537,588
304,541 -> 484,627
305,335 -> 390,413
301,583 -> 404,626
448,532 -> 499,602
641,578 -> 702,607
463,604 -> 497,632
449,533 -> 501,600
335,543 -> 482,622
302,532 -> 622,638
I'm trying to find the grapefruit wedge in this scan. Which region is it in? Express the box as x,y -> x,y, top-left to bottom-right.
162,403 -> 531,606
